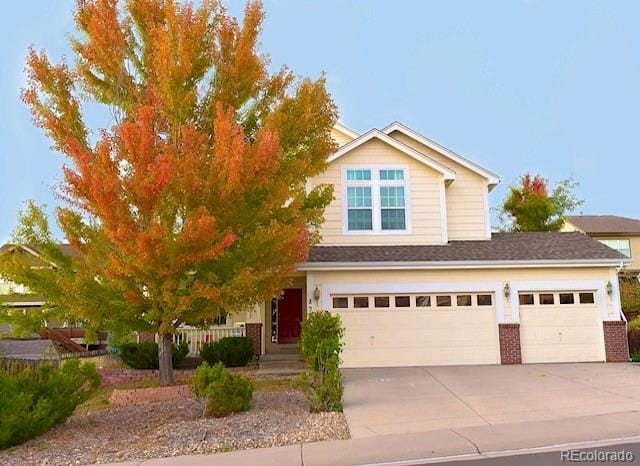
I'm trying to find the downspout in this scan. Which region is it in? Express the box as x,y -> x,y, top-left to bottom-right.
616,261 -> 627,322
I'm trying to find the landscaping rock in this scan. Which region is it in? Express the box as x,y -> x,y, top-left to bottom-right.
0,390 -> 349,466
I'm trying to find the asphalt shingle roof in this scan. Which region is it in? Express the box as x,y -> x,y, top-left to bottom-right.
307,232 -> 627,263
567,215 -> 640,235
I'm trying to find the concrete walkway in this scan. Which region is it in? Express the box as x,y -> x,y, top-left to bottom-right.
342,363 -> 640,438
99,410 -> 640,466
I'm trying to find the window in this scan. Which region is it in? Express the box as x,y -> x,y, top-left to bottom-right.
416,295 -> 431,307
344,167 -> 408,233
457,295 -> 472,306
353,296 -> 369,308
374,296 -> 390,308
477,294 -> 493,306
539,294 -> 555,305
519,294 -> 534,305
379,169 -> 404,180
347,186 -> 373,230
395,296 -> 410,307
380,186 -> 406,230
559,293 -> 575,305
599,239 -> 631,258
346,169 -> 372,181
332,297 -> 348,309
436,295 -> 452,307
579,292 -> 595,304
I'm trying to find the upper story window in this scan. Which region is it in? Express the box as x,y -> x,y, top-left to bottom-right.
344,167 -> 409,233
598,239 -> 631,257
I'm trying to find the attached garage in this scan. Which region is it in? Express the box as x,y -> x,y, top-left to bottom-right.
518,290 -> 606,363
330,292 -> 500,368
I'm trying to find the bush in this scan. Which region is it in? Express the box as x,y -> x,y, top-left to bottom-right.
631,349 -> 640,362
192,362 -> 254,417
297,311 -> 344,412
0,359 -> 100,449
119,341 -> 189,369
199,336 -> 254,367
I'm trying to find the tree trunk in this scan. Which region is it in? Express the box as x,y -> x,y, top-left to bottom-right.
158,333 -> 175,386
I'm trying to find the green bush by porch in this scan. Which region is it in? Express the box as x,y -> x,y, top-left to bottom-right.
199,336 -> 254,368
118,341 -> 189,370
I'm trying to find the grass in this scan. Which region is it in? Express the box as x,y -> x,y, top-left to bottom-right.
252,375 -> 296,392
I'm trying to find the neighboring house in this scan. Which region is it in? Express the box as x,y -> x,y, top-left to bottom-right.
563,215 -> 640,278
2,122 -> 631,367
246,122 -> 630,367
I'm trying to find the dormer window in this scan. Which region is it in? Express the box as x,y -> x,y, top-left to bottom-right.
344,167 -> 409,233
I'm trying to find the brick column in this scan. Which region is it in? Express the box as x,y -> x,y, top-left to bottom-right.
245,323 -> 263,359
499,323 -> 522,365
136,331 -> 156,343
603,321 -> 629,362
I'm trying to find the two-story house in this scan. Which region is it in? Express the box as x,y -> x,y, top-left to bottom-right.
563,215 -> 640,279
244,122 -> 630,367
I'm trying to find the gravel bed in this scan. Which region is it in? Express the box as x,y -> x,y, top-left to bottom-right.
0,390 -> 350,466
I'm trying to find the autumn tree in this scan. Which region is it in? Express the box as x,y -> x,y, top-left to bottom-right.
2,0 -> 337,385
497,174 -> 583,232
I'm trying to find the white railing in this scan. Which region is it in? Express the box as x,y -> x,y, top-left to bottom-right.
169,325 -> 245,356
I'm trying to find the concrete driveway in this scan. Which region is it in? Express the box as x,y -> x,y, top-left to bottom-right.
343,363 -> 640,438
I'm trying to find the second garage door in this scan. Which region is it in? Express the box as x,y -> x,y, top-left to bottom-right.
330,292 -> 499,368
519,290 -> 605,363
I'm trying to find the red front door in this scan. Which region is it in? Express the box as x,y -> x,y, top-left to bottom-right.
278,288 -> 302,344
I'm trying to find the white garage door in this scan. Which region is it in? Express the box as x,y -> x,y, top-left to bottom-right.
519,291 -> 605,364
330,292 -> 499,368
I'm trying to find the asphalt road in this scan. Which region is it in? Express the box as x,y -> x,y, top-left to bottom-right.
420,442 -> 640,466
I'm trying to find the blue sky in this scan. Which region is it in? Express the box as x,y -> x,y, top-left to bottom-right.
1,0 -> 639,242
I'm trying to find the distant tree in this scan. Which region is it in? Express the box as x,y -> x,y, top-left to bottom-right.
2,0 -> 337,385
497,174 -> 583,232
620,278 -> 640,313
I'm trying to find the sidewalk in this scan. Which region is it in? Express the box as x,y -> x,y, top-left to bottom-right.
99,410 -> 640,466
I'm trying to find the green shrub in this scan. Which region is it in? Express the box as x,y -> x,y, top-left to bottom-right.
192,362 -> 254,417
199,336 -> 254,367
631,349 -> 640,362
0,359 -> 100,449
119,341 -> 189,369
628,318 -> 640,332
297,311 -> 344,412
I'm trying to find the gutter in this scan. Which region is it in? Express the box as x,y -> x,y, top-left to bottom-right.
298,258 -> 632,271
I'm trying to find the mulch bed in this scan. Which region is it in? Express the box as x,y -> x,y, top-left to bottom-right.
0,389 -> 349,466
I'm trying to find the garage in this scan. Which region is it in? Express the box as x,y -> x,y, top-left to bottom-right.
519,290 -> 605,363
330,292 -> 499,368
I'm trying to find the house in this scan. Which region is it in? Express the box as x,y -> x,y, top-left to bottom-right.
2,123 -> 631,367
242,122 -> 631,367
563,215 -> 640,279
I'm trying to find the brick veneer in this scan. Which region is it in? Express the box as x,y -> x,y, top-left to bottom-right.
98,366 -> 255,387
136,331 -> 156,343
603,320 -> 629,362
245,323 -> 263,358
498,323 -> 522,365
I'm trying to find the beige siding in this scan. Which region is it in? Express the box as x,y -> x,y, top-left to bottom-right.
308,267 -> 620,323
388,131 -> 489,240
331,127 -> 355,147
310,138 -> 444,245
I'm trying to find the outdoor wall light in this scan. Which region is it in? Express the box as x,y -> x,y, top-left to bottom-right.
313,286 -> 321,303
503,283 -> 511,299
606,281 -> 613,296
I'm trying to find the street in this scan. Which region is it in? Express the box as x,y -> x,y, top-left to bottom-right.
418,442 -> 640,466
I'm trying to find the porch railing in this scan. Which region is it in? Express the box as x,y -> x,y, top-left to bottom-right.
163,325 -> 245,357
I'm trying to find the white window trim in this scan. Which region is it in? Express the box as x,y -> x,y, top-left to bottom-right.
341,165 -> 412,235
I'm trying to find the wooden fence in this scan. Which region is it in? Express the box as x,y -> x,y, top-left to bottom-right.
0,348 -> 113,374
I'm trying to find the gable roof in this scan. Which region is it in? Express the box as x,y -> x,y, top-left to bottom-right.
327,128 -> 456,180
333,122 -> 359,140
301,232 -> 628,269
566,215 -> 640,235
382,121 -> 500,188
